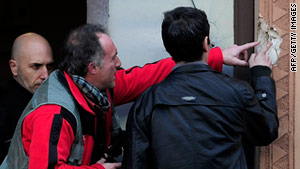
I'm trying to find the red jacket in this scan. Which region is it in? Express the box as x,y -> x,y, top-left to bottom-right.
21,48 -> 223,169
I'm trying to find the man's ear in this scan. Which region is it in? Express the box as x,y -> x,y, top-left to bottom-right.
203,36 -> 209,52
87,62 -> 98,75
9,59 -> 18,76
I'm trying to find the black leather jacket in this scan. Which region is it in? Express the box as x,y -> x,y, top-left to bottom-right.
122,63 -> 278,169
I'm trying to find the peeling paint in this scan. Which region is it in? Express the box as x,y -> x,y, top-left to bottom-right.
257,15 -> 282,65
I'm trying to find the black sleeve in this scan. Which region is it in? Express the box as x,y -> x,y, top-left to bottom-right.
121,93 -> 152,169
242,71 -> 278,146
250,65 -> 271,77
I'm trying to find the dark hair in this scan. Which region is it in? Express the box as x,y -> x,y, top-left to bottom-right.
58,23 -> 107,76
161,7 -> 210,62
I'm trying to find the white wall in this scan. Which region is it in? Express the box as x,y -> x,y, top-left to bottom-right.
108,0 -> 234,69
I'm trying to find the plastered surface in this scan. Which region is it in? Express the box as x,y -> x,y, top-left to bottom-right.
257,16 -> 282,65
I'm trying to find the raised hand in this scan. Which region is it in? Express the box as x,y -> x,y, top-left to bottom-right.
249,42 -> 272,69
222,41 -> 260,66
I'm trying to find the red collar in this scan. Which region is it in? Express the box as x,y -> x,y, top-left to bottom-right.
64,72 -> 95,116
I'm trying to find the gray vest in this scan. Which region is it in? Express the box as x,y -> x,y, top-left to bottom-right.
0,70 -> 84,169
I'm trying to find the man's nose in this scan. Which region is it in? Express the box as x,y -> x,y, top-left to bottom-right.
115,56 -> 122,68
40,66 -> 49,79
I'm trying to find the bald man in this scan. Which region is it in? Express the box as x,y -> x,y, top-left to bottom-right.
10,33 -> 54,93
0,33 -> 54,163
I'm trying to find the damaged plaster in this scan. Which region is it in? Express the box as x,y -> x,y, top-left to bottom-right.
256,15 -> 282,65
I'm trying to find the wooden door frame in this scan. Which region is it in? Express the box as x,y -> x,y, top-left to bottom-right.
234,0 -> 259,169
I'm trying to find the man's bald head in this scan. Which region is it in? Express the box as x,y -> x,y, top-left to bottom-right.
9,33 -> 54,93
11,33 -> 52,61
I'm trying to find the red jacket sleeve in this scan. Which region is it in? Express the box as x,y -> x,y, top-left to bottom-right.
113,47 -> 223,105
208,47 -> 223,72
113,58 -> 175,106
22,105 -> 105,169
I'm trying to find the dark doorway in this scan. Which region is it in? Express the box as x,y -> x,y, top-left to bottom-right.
234,0 -> 258,169
234,0 -> 255,82
0,0 -> 86,89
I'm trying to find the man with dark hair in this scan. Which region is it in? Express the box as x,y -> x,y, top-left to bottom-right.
121,7 -> 278,169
